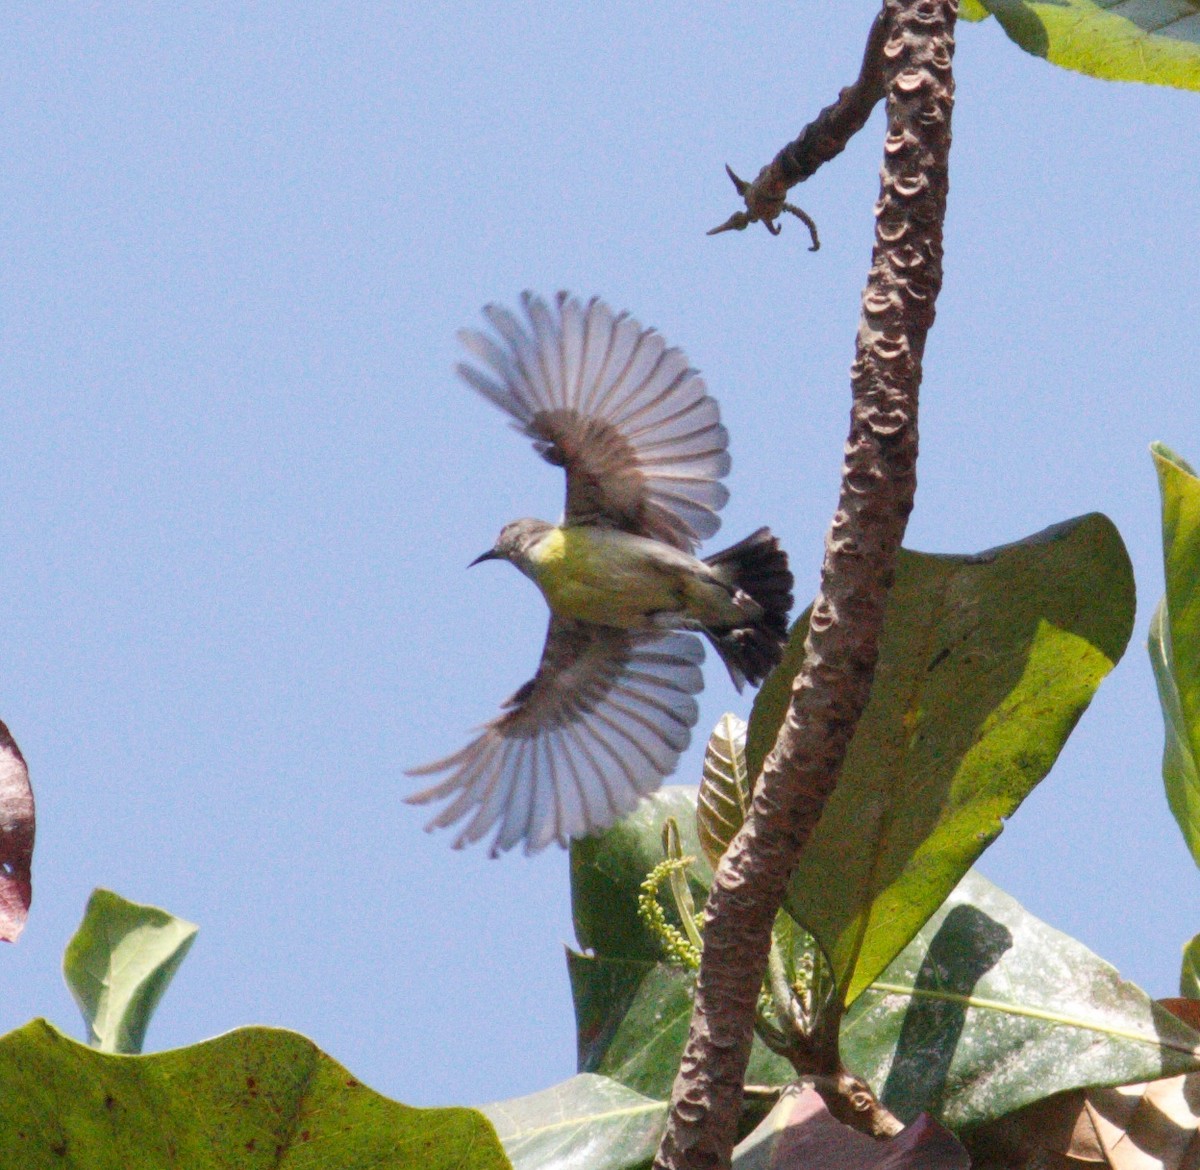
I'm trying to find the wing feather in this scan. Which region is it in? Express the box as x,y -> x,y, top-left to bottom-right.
407,620 -> 704,856
458,292 -> 730,551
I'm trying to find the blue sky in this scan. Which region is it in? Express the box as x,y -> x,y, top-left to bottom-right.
2,3 -> 1198,1109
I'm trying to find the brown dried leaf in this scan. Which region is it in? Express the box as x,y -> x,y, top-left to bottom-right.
1087,1077 -> 1200,1170
0,721 -> 34,942
968,1073 -> 1200,1170
732,1084 -> 968,1169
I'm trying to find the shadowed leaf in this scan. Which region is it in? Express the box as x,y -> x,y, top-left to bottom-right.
976,0 -> 1200,91
0,722 -> 34,943
0,1019 -> 509,1169
1150,444 -> 1200,868
842,871 -> 1200,1130
750,515 -> 1134,1005
697,713 -> 750,867
567,951 -> 794,1101
63,889 -> 198,1054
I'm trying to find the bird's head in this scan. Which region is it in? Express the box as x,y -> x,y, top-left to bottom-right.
470,518 -> 555,574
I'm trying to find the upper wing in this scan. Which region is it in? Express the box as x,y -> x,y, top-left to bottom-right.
457,291 -> 731,552
407,618 -> 704,856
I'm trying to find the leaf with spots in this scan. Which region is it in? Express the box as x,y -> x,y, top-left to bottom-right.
748,514 -> 1135,1006
0,1019 -> 510,1169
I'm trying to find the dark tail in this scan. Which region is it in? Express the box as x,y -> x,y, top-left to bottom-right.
703,527 -> 793,691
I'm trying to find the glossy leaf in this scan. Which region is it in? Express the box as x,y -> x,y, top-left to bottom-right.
697,713 -> 750,868
976,0 -> 1200,91
0,721 -> 34,943
482,1073 -> 664,1170
568,788 -> 797,1099
0,1019 -> 509,1169
571,788 -> 713,963
63,888 -> 198,1054
1183,934 -> 1200,999
731,1086 -> 968,1170
1150,444 -> 1200,867
568,951 -> 794,1101
750,514 -> 1134,1005
841,871 -> 1200,1130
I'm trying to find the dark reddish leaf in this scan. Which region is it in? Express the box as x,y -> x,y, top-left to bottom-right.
1160,999 -> 1200,1032
0,722 -> 34,942
733,1085 -> 968,1169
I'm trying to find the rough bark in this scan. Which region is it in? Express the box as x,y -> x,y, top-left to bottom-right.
707,10 -> 890,238
654,3 -> 957,1167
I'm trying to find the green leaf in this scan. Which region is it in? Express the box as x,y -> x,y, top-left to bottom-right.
697,713 -> 750,868
571,788 -> 713,963
0,1019 -> 509,1169
841,871 -> 1200,1130
1183,933 -> 1200,998
977,0 -> 1200,91
62,888 -> 198,1054
748,515 -> 1134,1006
567,952 -> 794,1101
959,0 -> 991,21
1150,443 -> 1200,867
481,1073 -> 664,1170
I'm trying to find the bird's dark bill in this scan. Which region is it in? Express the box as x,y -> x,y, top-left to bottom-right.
469,549 -> 500,567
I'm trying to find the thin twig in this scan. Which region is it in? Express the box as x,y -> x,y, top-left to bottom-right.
707,8 -> 891,241
655,1 -> 957,1166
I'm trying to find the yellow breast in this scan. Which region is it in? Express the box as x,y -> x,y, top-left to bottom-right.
529,527 -> 684,627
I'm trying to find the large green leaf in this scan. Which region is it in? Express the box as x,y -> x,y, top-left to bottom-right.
976,0 -> 1200,91
481,1074 -> 664,1170
1150,444 -> 1200,867
62,888 -> 198,1054
749,515 -> 1134,1006
841,871 -> 1200,1130
0,1019 -> 509,1169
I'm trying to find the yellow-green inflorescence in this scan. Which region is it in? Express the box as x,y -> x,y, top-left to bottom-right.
638,856 -> 704,970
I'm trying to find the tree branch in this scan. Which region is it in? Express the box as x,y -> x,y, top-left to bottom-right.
708,9 -> 890,240
655,3 -> 957,1167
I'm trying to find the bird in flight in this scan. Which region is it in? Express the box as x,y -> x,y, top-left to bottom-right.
408,292 -> 792,856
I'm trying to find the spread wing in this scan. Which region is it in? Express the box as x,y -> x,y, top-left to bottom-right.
457,291 -> 731,552
407,620 -> 704,856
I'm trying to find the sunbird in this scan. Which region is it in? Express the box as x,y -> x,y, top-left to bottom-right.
408,292 -> 792,856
